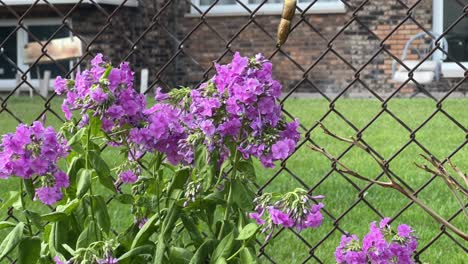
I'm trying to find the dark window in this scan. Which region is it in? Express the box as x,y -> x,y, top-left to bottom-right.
443,0 -> 468,62
0,27 -> 17,80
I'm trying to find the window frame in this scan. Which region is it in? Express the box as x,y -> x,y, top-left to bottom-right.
0,18 -> 75,91
189,0 -> 346,16
433,0 -> 467,78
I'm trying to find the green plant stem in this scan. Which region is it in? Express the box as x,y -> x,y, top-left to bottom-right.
85,127 -> 98,236
218,149 -> 240,240
19,179 -> 33,236
226,245 -> 244,261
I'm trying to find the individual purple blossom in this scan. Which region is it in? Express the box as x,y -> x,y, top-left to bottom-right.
54,76 -> 67,95
200,120 -> 216,137
249,209 -> 266,225
271,139 -> 295,160
268,207 -> 294,228
36,186 -> 63,205
90,87 -> 108,103
54,171 -> 70,188
304,203 -> 324,228
397,224 -> 412,238
119,170 -> 138,184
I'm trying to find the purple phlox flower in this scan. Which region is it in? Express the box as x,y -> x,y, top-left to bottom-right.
200,120 -> 216,137
268,207 -> 294,228
271,139 -> 295,160
91,87 -> 109,104
54,76 -> 67,95
155,87 -> 169,101
258,96 -> 276,115
249,208 -> 266,225
397,224 -> 412,238
218,118 -> 241,137
119,170 -> 138,184
379,217 -> 391,229
36,186 -> 63,205
108,68 -> 122,91
303,203 -> 324,229
54,171 -> 70,188
231,51 -> 249,74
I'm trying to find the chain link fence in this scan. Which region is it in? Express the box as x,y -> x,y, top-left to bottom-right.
0,0 -> 467,263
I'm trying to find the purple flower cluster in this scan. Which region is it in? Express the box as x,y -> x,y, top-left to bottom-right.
191,52 -> 300,167
128,103 -> 187,165
335,218 -> 418,264
55,54 -> 146,139
0,122 -> 69,205
249,190 -> 324,240
146,52 -> 300,167
126,52 -> 300,168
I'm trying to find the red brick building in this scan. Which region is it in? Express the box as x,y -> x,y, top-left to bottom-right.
0,0 -> 466,95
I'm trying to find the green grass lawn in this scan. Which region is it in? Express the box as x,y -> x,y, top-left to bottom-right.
0,96 -> 467,263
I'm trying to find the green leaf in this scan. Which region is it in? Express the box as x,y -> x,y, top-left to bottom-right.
153,236 -> 166,264
237,160 -> 256,180
189,239 -> 217,264
24,210 -> 44,230
236,223 -> 259,241
56,199 -> 80,215
195,145 -> 208,169
115,194 -> 134,204
215,257 -> 227,264
0,222 -> 24,261
211,232 -> 235,263
66,157 -> 86,199
154,203 -> 182,264
167,168 -> 189,197
67,127 -> 86,153
23,179 -> 35,200
49,219 -> 69,258
118,244 -> 155,261
0,191 -> 20,212
168,247 -> 194,264
92,195 -> 111,234
181,214 -> 203,246
231,180 -> 255,210
0,221 -> 16,230
77,169 -> 92,198
89,151 -> 117,193
41,212 -> 67,222
76,219 -> 101,248
240,248 -> 257,264
89,116 -> 103,136
131,213 -> 161,249
18,236 -> 41,264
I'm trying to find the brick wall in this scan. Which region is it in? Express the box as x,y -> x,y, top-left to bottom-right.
1,1 -> 465,95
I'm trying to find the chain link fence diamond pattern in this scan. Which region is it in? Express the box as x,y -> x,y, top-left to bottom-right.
0,0 -> 467,263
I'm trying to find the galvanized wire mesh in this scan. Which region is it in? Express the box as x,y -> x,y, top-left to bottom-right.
0,0 -> 467,263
